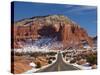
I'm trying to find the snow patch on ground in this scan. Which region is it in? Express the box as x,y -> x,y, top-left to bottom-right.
61,53 -> 92,70
23,53 -> 58,74
71,63 -> 91,70
29,62 -> 36,68
14,37 -> 61,53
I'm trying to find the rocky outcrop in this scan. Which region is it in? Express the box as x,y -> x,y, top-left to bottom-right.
61,24 -> 93,49
12,15 -> 93,49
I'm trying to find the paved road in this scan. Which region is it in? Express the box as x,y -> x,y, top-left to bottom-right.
36,52 -> 80,72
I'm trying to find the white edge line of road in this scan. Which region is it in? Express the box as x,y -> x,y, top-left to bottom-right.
23,53 -> 58,74
60,52 -> 83,70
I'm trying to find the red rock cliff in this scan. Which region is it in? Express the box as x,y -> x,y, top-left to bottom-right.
12,15 -> 93,49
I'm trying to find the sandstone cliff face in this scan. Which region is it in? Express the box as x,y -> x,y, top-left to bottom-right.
61,24 -> 93,49
12,15 -> 93,49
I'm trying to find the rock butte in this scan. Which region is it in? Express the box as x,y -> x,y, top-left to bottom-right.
12,15 -> 93,49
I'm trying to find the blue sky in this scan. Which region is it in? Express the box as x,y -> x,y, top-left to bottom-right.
12,1 -> 97,36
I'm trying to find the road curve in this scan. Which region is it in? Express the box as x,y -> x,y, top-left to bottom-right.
36,52 -> 80,72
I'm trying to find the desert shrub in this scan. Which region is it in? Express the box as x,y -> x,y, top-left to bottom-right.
48,57 -> 56,60
52,57 -> 56,60
70,59 -> 76,64
62,53 -> 66,57
48,60 -> 52,64
47,52 -> 57,56
29,52 -> 45,57
48,57 -> 52,60
66,58 -> 68,61
35,61 -> 41,68
76,56 -> 82,61
30,52 -> 37,57
14,52 -> 23,56
24,51 -> 32,56
86,54 -> 97,65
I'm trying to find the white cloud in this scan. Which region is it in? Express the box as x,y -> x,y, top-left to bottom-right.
65,5 -> 97,14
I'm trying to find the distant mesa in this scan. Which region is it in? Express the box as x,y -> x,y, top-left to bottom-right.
12,15 -> 94,49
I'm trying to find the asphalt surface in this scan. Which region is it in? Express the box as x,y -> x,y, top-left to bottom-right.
36,52 -> 80,72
